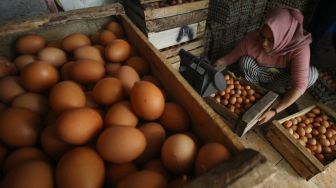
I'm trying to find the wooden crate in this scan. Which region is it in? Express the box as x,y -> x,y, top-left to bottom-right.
205,71 -> 279,136
266,103 -> 336,179
0,3 -> 274,187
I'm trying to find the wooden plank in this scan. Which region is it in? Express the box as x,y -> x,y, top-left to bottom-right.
140,0 -> 161,4
277,105 -> 315,124
145,9 -> 208,32
148,20 -> 205,49
166,46 -> 204,64
160,38 -> 204,59
144,0 -> 209,20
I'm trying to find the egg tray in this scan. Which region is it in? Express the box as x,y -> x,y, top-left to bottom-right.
204,71 -> 279,137
266,103 -> 336,180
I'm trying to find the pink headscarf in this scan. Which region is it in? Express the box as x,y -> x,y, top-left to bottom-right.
263,7 -> 312,55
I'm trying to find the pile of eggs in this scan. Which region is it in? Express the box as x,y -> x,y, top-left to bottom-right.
282,107 -> 336,164
0,19 -> 232,187
319,70 -> 336,90
210,74 -> 262,115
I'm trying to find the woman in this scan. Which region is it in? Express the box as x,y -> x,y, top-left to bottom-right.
214,7 -> 318,124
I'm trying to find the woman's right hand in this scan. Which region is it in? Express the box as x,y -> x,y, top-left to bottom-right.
213,58 -> 226,70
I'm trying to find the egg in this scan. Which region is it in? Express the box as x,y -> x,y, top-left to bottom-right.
105,39 -> 131,63
105,63 -> 121,76
106,163 -> 138,186
195,142 -> 231,175
143,160 -> 170,180
71,59 -> 105,84
0,76 -> 25,103
136,122 -> 167,163
130,81 -> 165,120
99,30 -> 117,45
0,56 -> 17,78
62,33 -> 91,52
104,101 -> 138,128
74,45 -> 104,63
115,65 -> 140,93
16,34 -> 46,54
85,91 -> 100,108
49,81 -> 86,112
96,126 -> 146,163
12,92 -> 49,115
161,134 -> 197,174
21,61 -> 59,92
116,170 -> 167,188
92,77 -> 124,105
159,102 -> 190,132
0,107 -> 41,147
14,55 -> 35,71
37,47 -> 67,67
105,21 -> 125,38
56,107 -> 103,145
125,56 -> 150,77
60,61 -> 75,80
56,147 -> 105,188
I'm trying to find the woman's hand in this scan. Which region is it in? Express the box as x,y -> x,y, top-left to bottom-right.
258,110 -> 276,125
213,58 -> 225,68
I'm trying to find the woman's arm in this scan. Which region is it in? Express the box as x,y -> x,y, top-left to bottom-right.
213,40 -> 246,67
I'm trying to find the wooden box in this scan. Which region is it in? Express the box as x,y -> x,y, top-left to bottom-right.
0,3 -> 275,187
124,0 -> 208,68
266,103 -> 336,180
205,71 -> 279,136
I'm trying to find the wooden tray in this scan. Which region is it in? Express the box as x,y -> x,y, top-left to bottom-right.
266,103 -> 336,180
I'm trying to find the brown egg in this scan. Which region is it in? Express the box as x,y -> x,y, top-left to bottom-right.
2,160 -> 53,188
106,63 -> 122,76
12,92 -> 49,115
143,160 -> 170,180
99,30 -> 117,45
106,163 -> 138,186
161,134 -> 197,174
116,170 -> 167,188
21,61 -> 59,92
283,120 -> 292,128
74,45 -> 104,63
312,108 -> 321,115
116,65 -> 140,93
56,147 -> 105,188
105,21 -> 125,38
16,34 -> 45,54
14,55 -> 35,71
62,33 -> 91,52
0,56 -> 17,78
105,39 -> 131,63
159,102 -> 190,132
131,81 -> 165,120
96,126 -> 146,163
105,101 -> 138,128
125,56 -> 150,77
136,123 -> 167,163
229,96 -> 236,104
49,81 -> 86,112
94,44 -> 105,55
40,125 -> 71,160
57,107 -> 103,145
71,59 -> 105,84
37,47 -> 67,67
85,91 -> 100,108
3,147 -> 48,174
195,142 -> 231,176
92,77 -> 124,105
0,76 -> 25,103
60,61 -> 75,80
0,107 -> 41,147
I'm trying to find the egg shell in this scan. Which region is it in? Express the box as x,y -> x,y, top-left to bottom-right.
0,76 -> 25,103
74,45 -> 104,63
105,21 -> 125,38
105,39 -> 131,63
195,142 -> 231,176
2,160 -> 53,188
143,159 -> 171,180
14,55 -> 35,71
99,30 -> 117,45
104,101 -> 138,128
56,107 -> 103,145
37,47 -> 67,67
136,122 -> 167,163
56,147 -> 105,188
130,81 -> 165,120
106,163 -> 138,186
96,126 -> 146,163
125,56 -> 150,77
16,34 -> 46,54
60,61 -> 75,80
21,61 -> 59,92
0,107 -> 42,147
62,33 -> 91,52
159,102 -> 190,132
92,77 -> 124,106
71,59 -> 105,84
116,170 -> 167,188
49,81 -> 86,112
0,56 -> 17,78
116,65 -> 140,93
161,134 -> 197,174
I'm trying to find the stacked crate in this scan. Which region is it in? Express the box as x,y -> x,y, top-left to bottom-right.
123,0 -> 209,69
